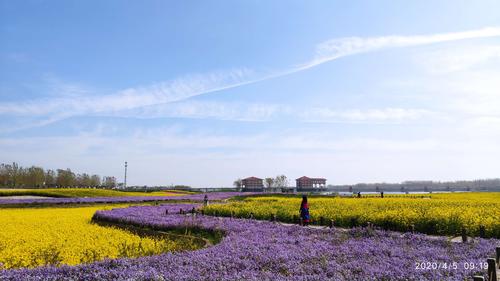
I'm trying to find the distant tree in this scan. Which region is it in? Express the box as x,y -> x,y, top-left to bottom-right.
274,175 -> 289,188
102,176 -> 117,189
233,178 -> 242,188
76,173 -> 91,187
45,169 -> 56,187
25,166 -> 45,188
0,164 -> 8,187
89,175 -> 101,187
173,185 -> 191,190
56,169 -> 76,187
0,162 -> 120,189
9,162 -> 20,188
264,177 -> 274,188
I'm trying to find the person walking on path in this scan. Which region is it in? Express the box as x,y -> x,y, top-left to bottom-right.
299,195 -> 310,226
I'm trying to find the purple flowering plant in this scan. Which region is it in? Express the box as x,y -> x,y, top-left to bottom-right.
1,203 -> 497,281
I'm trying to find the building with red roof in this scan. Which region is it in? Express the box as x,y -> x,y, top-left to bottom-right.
242,176 -> 264,191
296,176 -> 327,190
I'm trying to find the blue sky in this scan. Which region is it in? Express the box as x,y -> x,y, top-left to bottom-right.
2,1 -> 500,187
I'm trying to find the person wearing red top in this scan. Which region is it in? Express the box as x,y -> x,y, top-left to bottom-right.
299,195 -> 310,225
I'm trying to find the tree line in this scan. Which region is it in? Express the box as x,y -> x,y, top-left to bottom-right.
329,179 -> 500,192
0,162 -> 117,189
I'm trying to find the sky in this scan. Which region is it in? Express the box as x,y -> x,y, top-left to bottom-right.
2,1 -> 500,187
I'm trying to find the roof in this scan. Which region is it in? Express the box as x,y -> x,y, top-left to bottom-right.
296,176 -> 327,181
242,176 -> 263,181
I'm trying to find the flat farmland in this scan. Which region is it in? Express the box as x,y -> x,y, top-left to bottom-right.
0,192 -> 498,281
204,192 -> 500,238
0,205 -> 202,269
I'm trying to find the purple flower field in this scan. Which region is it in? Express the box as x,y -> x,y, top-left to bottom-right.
0,192 -> 250,206
1,203 -> 497,281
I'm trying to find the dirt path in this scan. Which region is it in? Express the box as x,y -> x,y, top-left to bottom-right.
271,221 -> 479,244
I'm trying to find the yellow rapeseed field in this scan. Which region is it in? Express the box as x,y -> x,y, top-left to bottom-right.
204,192 -> 500,238
0,205 -> 194,269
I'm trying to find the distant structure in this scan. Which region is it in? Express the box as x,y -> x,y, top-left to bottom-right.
296,176 -> 327,191
241,177 -> 264,191
124,161 -> 128,190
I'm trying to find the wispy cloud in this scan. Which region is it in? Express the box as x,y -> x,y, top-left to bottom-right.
2,27 -> 500,131
299,26 -> 500,70
0,68 -> 262,131
114,101 -> 437,124
41,74 -> 93,98
0,68 -> 256,116
111,100 -> 289,122
414,44 -> 500,74
299,107 -> 437,123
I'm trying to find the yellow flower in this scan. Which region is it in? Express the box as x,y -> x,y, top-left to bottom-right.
204,192 -> 500,238
0,205 -> 187,269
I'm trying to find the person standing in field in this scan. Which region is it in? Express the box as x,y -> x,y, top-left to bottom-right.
299,195 -> 310,226
203,194 -> 209,206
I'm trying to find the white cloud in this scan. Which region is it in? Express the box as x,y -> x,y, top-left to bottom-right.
415,44 -> 500,74
40,74 -> 94,98
299,107 -> 437,123
105,101 -> 438,125
112,100 -> 289,122
0,68 -> 256,116
0,68 -> 263,131
300,27 -> 500,70
402,68 -> 500,118
378,57 -> 500,143
276,136 -> 440,152
2,26 -> 500,131
2,128 -> 500,186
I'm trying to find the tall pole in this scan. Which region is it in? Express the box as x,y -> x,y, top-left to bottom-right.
124,161 -> 128,189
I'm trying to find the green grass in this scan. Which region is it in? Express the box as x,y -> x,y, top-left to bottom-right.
0,188 -> 185,198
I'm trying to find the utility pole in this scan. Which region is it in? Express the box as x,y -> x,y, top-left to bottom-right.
124,161 -> 128,190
